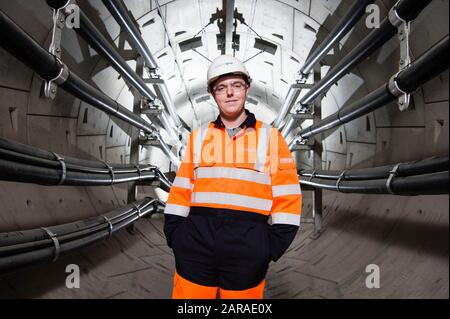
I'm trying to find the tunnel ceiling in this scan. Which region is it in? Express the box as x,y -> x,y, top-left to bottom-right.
80,0 -> 372,126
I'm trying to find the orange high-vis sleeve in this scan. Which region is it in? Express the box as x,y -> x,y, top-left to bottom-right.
165,132 -> 195,217
269,129 -> 302,226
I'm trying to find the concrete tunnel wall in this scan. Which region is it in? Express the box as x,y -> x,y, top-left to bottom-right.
0,0 -> 448,298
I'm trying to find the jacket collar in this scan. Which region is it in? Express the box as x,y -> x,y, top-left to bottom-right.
212,109 -> 256,129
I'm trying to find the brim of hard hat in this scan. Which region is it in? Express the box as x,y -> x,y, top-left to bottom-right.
207,72 -> 252,87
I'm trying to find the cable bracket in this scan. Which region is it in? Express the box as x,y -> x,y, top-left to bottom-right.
102,161 -> 115,185
309,169 -> 317,182
101,215 -> 113,238
388,1 -> 412,111
134,164 -> 142,180
386,163 -> 401,195
133,203 -> 144,218
41,227 -> 61,262
336,170 -> 346,193
51,152 -> 67,185
44,3 -> 69,100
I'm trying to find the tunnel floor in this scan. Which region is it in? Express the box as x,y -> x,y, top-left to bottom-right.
0,191 -> 447,299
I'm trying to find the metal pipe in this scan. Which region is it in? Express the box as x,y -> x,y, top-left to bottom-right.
223,0 -> 235,55
78,6 -> 181,144
74,8 -> 181,145
297,35 -> 449,141
44,0 -> 181,145
299,0 -> 375,76
77,9 -> 156,100
61,71 -> 154,133
274,84 -> 302,129
0,10 -> 179,165
275,0 -> 373,131
155,131 -> 181,166
281,114 -> 296,138
300,85 -> 392,140
102,0 -> 182,128
298,0 -> 432,107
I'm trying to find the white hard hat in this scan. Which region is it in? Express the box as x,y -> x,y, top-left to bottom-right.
207,55 -> 251,92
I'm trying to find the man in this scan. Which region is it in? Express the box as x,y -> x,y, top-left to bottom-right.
164,55 -> 302,299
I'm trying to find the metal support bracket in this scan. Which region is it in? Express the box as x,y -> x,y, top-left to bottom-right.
139,132 -> 161,146
140,98 -> 163,115
142,67 -> 164,84
291,81 -> 314,117
388,74 -> 410,111
44,4 -> 68,99
290,135 -> 314,151
389,1 -> 412,111
292,102 -> 314,118
146,67 -> 161,79
295,69 -> 310,83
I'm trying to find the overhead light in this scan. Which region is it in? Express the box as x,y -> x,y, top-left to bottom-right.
179,36 -> 203,52
254,38 -> 277,55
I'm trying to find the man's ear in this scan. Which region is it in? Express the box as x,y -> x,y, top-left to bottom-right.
245,85 -> 250,99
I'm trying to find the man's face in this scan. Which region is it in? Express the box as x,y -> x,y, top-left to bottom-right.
212,75 -> 249,119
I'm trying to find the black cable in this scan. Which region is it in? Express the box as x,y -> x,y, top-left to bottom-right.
0,137 -> 173,188
0,198 -> 166,271
300,171 -> 448,195
299,156 -> 449,181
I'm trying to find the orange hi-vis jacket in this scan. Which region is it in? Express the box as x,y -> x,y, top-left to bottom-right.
164,109 -> 302,290
165,119 -> 302,224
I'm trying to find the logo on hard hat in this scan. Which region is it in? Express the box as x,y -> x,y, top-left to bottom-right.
215,61 -> 234,68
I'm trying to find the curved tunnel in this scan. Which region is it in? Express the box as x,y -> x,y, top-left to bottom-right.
0,0 -> 448,298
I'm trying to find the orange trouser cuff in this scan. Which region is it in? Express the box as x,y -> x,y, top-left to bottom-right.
172,272 -> 265,299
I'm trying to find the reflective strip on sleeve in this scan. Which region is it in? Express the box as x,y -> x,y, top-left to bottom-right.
193,125 -> 210,168
192,192 -> 273,212
195,166 -> 270,185
172,176 -> 192,190
271,212 -> 301,226
254,122 -> 271,171
164,203 -> 190,217
272,184 -> 302,197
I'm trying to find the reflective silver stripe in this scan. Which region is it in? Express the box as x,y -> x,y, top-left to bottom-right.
192,192 -> 272,211
194,125 -> 210,168
271,212 -> 301,226
164,203 -> 190,217
272,184 -> 302,197
254,122 -> 271,171
172,176 -> 192,190
195,166 -> 270,185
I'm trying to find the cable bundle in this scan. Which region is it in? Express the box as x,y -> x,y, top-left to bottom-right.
298,156 -> 449,195
0,198 -> 165,274
0,138 -> 172,191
